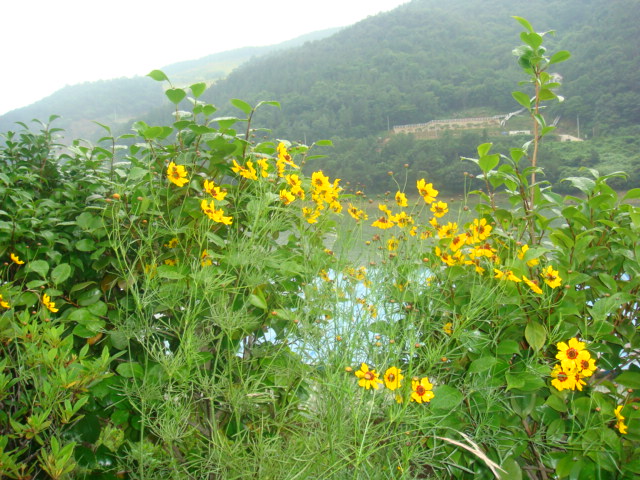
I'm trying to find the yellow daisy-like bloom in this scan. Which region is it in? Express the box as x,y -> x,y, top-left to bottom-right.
438,222 -> 458,239
42,293 -> 59,313
10,253 -> 25,265
201,199 -> 233,225
355,363 -> 383,390
522,274 -> 543,294
372,216 -> 394,230
472,218 -> 492,242
302,206 -> 322,224
0,294 -> 10,309
164,237 -> 179,248
383,367 -> 404,391
614,406 -> 628,434
430,201 -> 448,218
348,204 -> 368,221
449,233 -> 467,252
577,356 -> 597,377
201,250 -> 212,267
494,269 -> 521,283
395,191 -> 408,207
231,159 -> 258,181
550,364 -> 577,391
411,377 -> 435,403
279,189 -> 296,205
164,259 -> 178,266
387,237 -> 399,251
203,179 -> 227,200
416,179 -> 438,204
542,266 -> 562,289
257,158 -> 270,177
443,322 -> 453,335
319,269 -> 331,282
276,158 -> 286,178
390,211 -> 414,228
556,337 -> 590,371
167,162 -> 189,187
277,142 -> 299,169
329,201 -> 342,214
518,244 -> 539,267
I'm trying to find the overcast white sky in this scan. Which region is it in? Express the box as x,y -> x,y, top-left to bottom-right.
0,0 -> 408,115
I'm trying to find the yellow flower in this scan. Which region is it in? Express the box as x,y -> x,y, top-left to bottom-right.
443,322 -> 453,335
522,274 -> 543,294
201,199 -> 233,225
355,363 -> 383,390
279,189 -> 296,205
348,204 -> 368,221
518,244 -> 539,267
164,259 -> 178,266
302,206 -> 322,224
494,269 -> 521,283
430,201 -> 448,218
387,237 -> 399,251
416,179 -> 438,204
232,159 -> 258,180
383,367 -> 404,391
550,364 -> 577,391
167,161 -> 189,187
556,337 -> 590,372
201,250 -> 213,267
390,211 -> 413,228
577,356 -> 597,377
10,253 -> 24,265
395,191 -> 408,207
614,406 -> 628,434
472,218 -> 492,242
0,294 -> 10,309
277,142 -> 299,169
449,233 -> 467,252
164,237 -> 179,248
372,216 -> 394,230
411,377 -> 435,403
541,266 -> 562,288
203,179 -> 227,200
42,293 -> 59,313
319,269 -> 331,282
438,222 -> 458,239
257,158 -> 270,177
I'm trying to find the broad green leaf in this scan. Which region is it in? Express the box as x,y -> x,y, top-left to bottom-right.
165,88 -> 186,105
468,356 -> 498,373
512,91 -> 531,109
497,340 -> 520,356
51,263 -> 71,284
477,142 -> 492,158
525,320 -> 546,351
622,188 -> 640,201
116,362 -> 144,379
520,32 -> 542,49
76,239 -> 95,252
538,89 -> 557,101
499,457 -> 522,480
190,82 -> 206,98
478,153 -> 499,173
248,293 -> 267,311
430,385 -> 463,410
147,70 -> 169,82
549,50 -> 571,65
616,371 -> 640,389
156,265 -> 186,280
230,99 -> 252,115
27,259 -> 49,278
513,16 -> 534,33
314,139 -> 333,147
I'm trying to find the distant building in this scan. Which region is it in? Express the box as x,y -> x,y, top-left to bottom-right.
559,134 -> 583,142
508,130 -> 531,136
392,114 -> 508,138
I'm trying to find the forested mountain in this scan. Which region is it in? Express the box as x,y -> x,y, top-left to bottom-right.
202,0 -> 639,141
0,28 -> 339,140
1,0 -> 638,192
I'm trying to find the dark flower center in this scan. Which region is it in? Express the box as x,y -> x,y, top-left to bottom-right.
388,374 -> 395,382
364,372 -> 374,381
416,385 -> 426,396
557,372 -> 568,382
566,348 -> 578,359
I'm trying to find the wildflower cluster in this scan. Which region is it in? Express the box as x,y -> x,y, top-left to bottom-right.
354,363 -> 435,404
550,337 -> 597,392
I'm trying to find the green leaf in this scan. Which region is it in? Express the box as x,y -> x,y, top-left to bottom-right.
497,340 -> 520,356
165,88 -> 186,105
430,385 -> 463,410
27,259 -> 49,278
76,239 -> 95,252
549,50 -> 571,65
512,91 -> 531,109
468,356 -> 498,373
51,263 -> 71,285
156,265 -> 186,280
314,139 -> 333,147
616,371 -> 640,389
116,362 -> 144,379
525,320 -> 546,351
190,82 -> 207,98
513,16 -> 534,33
230,99 -> 253,115
499,457 -> 522,480
478,153 -> 499,173
147,70 -> 169,82
477,143 -> 492,158
248,293 -> 267,311
520,32 -> 542,49
622,188 -> 640,201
